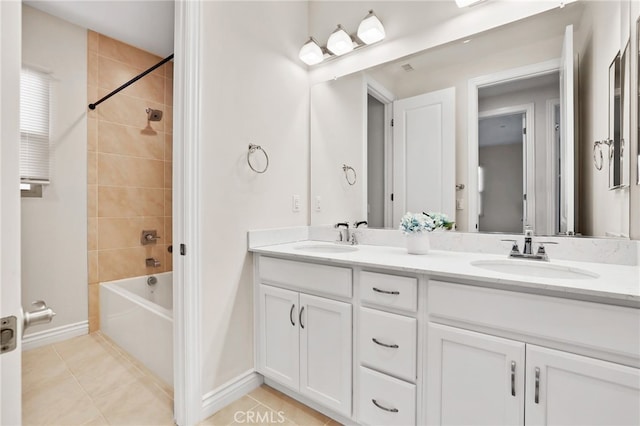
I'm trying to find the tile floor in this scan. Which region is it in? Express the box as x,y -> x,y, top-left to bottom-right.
22,332 -> 339,426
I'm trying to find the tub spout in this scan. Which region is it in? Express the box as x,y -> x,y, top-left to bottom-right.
146,258 -> 161,267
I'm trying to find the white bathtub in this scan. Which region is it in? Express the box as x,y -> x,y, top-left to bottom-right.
100,272 -> 173,386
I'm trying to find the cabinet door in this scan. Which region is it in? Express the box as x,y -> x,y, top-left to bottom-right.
426,323 -> 525,426
526,345 -> 640,426
258,285 -> 299,390
299,293 -> 352,417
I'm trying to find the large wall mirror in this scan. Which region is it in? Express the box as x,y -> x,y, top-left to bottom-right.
310,1 -> 632,238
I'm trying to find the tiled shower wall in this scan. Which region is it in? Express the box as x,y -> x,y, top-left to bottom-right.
87,30 -> 173,332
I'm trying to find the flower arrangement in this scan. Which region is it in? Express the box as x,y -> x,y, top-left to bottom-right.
399,211 -> 454,234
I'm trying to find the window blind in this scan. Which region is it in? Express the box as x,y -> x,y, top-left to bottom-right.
20,67 -> 51,184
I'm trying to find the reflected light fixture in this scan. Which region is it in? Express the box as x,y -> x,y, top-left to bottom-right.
357,10 -> 385,44
298,9 -> 385,66
455,0 -> 486,7
327,25 -> 354,56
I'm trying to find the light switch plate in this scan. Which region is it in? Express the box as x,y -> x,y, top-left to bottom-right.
292,195 -> 300,212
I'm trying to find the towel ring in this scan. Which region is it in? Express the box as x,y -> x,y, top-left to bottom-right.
593,141 -> 603,170
342,164 -> 356,186
247,144 -> 269,174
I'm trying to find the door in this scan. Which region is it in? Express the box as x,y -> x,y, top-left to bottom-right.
559,24 -> 575,234
426,323 -> 525,426
1,1 -> 23,425
258,285 -> 299,390
525,345 -> 640,425
393,88 -> 455,224
299,293 -> 352,417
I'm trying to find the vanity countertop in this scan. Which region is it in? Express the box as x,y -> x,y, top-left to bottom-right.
250,241 -> 640,307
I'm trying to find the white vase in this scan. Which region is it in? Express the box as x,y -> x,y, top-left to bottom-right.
405,232 -> 430,255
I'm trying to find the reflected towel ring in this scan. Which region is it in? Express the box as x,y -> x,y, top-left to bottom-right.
343,164 -> 356,185
247,143 -> 269,173
592,139 -> 611,171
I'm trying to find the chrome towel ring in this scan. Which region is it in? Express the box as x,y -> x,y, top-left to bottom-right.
248,143 -> 269,174
343,164 -> 356,185
592,139 -> 612,171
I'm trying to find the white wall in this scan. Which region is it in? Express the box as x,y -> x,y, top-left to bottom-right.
21,5 -> 88,334
578,0 -> 630,237
630,0 -> 640,240
310,73 -> 366,226
198,1 -> 309,392
367,95 -> 385,228
479,80 -> 560,235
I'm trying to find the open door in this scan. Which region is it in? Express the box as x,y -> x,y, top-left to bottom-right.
392,87 -> 456,225
0,1 -> 23,425
559,24 -> 575,234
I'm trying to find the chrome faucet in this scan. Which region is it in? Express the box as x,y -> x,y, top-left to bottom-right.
502,227 -> 557,261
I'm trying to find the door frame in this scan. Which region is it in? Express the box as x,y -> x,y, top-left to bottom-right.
173,1 -> 203,424
546,98 -> 561,235
365,77 -> 395,228
478,104 -> 535,232
0,1 -> 23,425
467,59 -> 560,232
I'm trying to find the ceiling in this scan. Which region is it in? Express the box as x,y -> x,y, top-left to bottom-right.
24,0 -> 175,57
479,113 -> 525,147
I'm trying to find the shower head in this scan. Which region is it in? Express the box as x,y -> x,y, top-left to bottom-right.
146,108 -> 163,121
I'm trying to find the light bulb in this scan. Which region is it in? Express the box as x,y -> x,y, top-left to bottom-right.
357,10 -> 385,45
455,0 -> 486,7
327,25 -> 354,56
298,37 -> 324,66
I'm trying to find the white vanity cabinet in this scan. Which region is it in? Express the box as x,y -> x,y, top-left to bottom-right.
256,257 -> 353,418
427,280 -> 640,426
357,271 -> 419,426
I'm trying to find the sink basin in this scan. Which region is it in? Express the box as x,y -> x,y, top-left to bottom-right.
470,260 -> 599,280
294,244 -> 358,254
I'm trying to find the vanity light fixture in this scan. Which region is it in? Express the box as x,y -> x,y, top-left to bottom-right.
298,9 -> 385,66
327,25 -> 354,56
455,0 -> 486,7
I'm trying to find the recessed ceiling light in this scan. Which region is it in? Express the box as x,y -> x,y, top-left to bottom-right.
463,39 -> 472,44
455,0 -> 486,8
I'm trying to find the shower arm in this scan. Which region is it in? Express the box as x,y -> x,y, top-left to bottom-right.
88,53 -> 174,110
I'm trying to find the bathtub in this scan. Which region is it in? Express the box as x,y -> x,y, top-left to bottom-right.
100,272 -> 173,386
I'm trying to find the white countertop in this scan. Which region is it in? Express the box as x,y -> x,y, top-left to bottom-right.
250,241 -> 640,307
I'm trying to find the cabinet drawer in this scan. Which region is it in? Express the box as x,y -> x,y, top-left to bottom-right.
259,256 -> 352,298
428,281 -> 640,363
359,307 -> 417,382
360,271 -> 418,312
358,366 -> 416,426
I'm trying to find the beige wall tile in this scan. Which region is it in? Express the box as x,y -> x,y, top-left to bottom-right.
87,117 -> 97,152
164,161 -> 172,189
97,153 -> 164,189
164,133 -> 173,161
97,34 -> 163,74
165,61 -> 173,79
97,91 -> 164,131
164,76 -> 173,106
88,283 -> 100,323
88,151 -> 97,185
97,187 -> 164,218
98,248 -> 145,281
88,30 -> 98,53
88,184 -> 97,218
88,217 -> 97,251
88,52 -> 98,87
98,56 -> 164,104
98,217 -> 140,250
87,85 -> 98,120
164,217 -> 172,244
164,106 -> 173,134
97,121 -> 163,160
89,316 -> 100,333
88,250 -> 98,284
164,189 -> 172,217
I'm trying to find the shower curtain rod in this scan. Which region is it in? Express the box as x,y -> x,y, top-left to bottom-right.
88,53 -> 174,110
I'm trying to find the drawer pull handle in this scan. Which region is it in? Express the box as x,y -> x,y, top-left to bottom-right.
372,338 -> 399,349
534,367 -> 540,404
289,304 -> 295,326
511,361 -> 516,396
372,287 -> 400,295
299,306 -> 305,329
372,399 -> 398,413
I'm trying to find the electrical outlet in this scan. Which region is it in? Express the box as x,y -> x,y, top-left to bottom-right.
292,195 -> 300,212
456,199 -> 464,210
315,196 -> 322,212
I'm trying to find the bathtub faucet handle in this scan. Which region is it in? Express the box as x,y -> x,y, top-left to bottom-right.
141,230 -> 161,245
146,258 -> 161,268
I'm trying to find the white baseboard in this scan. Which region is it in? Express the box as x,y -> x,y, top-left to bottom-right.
22,320 -> 89,351
200,370 -> 263,421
